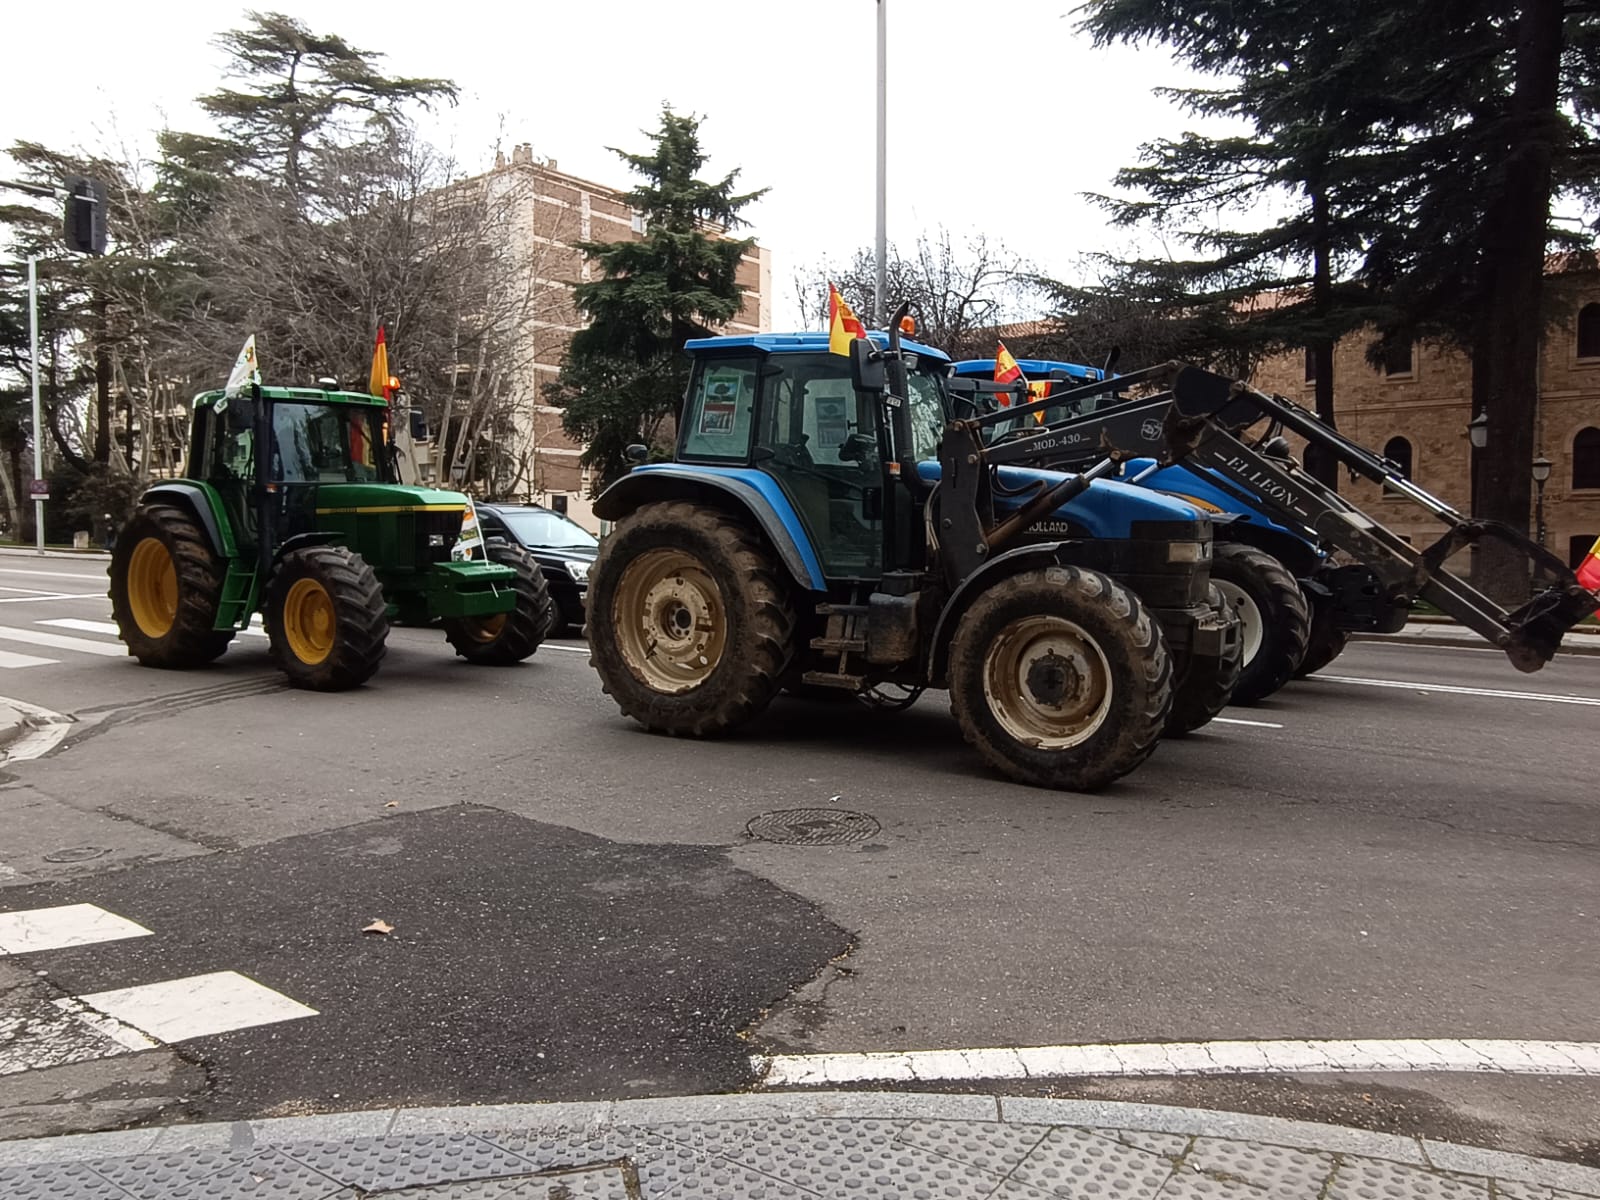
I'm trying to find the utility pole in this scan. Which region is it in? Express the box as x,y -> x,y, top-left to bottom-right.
27,257 -> 44,553
874,0 -> 888,328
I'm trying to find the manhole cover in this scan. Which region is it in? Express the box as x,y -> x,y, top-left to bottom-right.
746,808 -> 880,845
43,846 -> 109,863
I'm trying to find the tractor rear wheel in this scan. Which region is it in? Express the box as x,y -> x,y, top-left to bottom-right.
949,565 -> 1172,791
109,503 -> 234,668
1164,584 -> 1244,736
1295,620 -> 1349,678
444,544 -> 553,664
265,545 -> 389,690
1210,543 -> 1310,705
589,501 -> 796,737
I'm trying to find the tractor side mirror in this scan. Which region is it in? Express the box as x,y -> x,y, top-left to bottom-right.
849,338 -> 886,394
624,443 -> 648,464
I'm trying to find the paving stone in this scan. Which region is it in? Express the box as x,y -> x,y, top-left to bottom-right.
1009,1126 -> 1176,1198
1185,1137 -> 1337,1194
897,1118 -> 1052,1174
1159,1170 -> 1274,1199
723,1117 -> 1003,1196
1327,1157 -> 1490,1199
96,1148 -> 349,1199
663,1156 -> 822,1199
0,1161 -> 138,1199
1092,1128 -> 1192,1159
614,1117 -> 760,1160
276,1133 -> 540,1191
475,1127 -> 636,1171
1495,1187 -> 1600,1200
381,1162 -> 635,1198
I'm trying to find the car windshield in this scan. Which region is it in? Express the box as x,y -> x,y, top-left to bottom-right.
272,402 -> 388,484
502,510 -> 598,549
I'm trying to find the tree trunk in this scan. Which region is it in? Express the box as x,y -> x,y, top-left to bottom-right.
1474,0 -> 1563,605
1308,180 -> 1339,490
93,292 -> 112,466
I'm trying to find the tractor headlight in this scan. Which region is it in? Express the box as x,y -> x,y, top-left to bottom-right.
564,559 -> 591,584
1167,541 -> 1209,563
428,533 -> 448,547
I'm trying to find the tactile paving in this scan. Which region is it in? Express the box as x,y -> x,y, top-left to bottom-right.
381,1162 -> 635,1199
278,1133 -> 545,1191
88,1147 -> 349,1199
897,1118 -> 1051,1173
1008,1126 -> 1176,1198
1327,1157 -> 1492,1199
1185,1137 -> 1337,1194
0,1160 -> 140,1200
1159,1167 -> 1274,1198
725,1117 -> 1004,1196
1093,1128 -> 1193,1158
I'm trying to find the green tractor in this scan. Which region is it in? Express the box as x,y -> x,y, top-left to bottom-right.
109,383 -> 552,689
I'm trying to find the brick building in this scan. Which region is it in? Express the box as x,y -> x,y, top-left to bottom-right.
468,145 -> 772,530
1251,264 -> 1600,569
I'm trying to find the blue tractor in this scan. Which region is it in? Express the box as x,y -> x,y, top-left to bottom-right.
586,310 -> 1237,792
953,357 -> 1315,703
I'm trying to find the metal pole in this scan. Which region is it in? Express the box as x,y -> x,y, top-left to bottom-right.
27,255 -> 44,554
874,0 -> 887,328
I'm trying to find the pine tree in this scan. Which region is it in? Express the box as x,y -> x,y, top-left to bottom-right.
552,109 -> 765,488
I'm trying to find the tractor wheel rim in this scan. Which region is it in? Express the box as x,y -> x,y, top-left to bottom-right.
283,578 -> 336,666
613,548 -> 726,694
127,537 -> 179,638
982,614 -> 1113,750
1213,579 -> 1264,666
468,612 -> 508,643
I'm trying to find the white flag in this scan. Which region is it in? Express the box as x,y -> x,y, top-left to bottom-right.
223,335 -> 261,399
452,500 -> 487,561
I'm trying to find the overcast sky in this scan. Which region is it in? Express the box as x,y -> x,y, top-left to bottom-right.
3,0 -> 1231,328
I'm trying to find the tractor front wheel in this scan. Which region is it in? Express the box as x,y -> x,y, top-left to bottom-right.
949,565 -> 1172,791
109,503 -> 234,669
1210,543 -> 1310,704
265,545 -> 389,690
588,501 -> 796,737
444,544 -> 553,665
1164,584 -> 1244,736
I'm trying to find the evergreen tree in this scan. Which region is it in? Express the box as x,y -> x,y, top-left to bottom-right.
552,109 -> 765,488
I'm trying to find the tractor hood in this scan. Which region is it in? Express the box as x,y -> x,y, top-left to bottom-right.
915,461 -> 1205,540
311,484 -> 470,515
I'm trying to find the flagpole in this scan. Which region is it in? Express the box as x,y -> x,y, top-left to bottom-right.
874,0 -> 887,328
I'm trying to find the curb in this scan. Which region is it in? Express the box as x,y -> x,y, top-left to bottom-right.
0,546 -> 111,560
2,1091 -> 1598,1194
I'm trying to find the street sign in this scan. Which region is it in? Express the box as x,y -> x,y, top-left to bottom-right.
29,478 -> 49,501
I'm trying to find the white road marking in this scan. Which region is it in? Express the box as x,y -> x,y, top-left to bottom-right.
0,567 -> 108,581
0,695 -> 74,760
0,904 -> 152,954
0,625 -> 126,657
40,617 -> 270,640
57,970 -> 318,1043
1317,674 -> 1600,707
1211,716 -> 1284,728
542,643 -> 589,654
0,592 -> 102,604
0,648 -> 59,668
755,1038 -> 1600,1087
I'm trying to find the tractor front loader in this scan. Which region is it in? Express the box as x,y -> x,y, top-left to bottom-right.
110,384 -> 552,690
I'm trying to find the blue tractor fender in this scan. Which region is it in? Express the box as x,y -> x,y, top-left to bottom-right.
592,463 -> 828,592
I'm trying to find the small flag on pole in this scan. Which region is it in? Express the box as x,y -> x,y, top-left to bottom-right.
1576,535 -> 1600,617
369,327 -> 391,401
827,283 -> 870,356
219,335 -> 260,407
993,341 -> 1023,406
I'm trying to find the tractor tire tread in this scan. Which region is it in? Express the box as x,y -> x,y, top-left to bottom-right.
1213,542 -> 1310,705
108,502 -> 235,669
1164,583 -> 1243,736
444,544 -> 552,664
265,545 -> 388,691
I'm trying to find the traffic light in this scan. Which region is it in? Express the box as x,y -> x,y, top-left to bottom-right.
63,177 -> 107,256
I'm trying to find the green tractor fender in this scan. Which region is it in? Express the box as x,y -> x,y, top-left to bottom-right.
925,542 -> 1085,686
140,482 -> 239,561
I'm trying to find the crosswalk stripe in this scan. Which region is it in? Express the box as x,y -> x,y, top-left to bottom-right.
0,624 -> 126,657
0,904 -> 153,954
0,567 -> 108,581
41,617 -> 270,639
56,970 -> 318,1044
0,647 -> 59,668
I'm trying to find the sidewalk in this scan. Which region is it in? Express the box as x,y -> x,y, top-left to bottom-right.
1,1092 -> 1596,1198
1356,620 -> 1600,656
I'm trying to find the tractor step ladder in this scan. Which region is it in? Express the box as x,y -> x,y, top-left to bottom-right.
805,599 -> 868,690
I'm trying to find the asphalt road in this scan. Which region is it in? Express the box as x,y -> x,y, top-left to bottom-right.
0,553 -> 1597,1159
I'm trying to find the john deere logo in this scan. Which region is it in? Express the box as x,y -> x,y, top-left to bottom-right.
1141,418 -> 1163,441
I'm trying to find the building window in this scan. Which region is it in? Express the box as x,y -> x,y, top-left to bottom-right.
1383,436 -> 1413,480
1574,426 -> 1600,489
1578,303 -> 1600,360
1572,534 -> 1599,569
630,210 -> 647,235
1382,339 -> 1414,378
1303,347 -> 1317,383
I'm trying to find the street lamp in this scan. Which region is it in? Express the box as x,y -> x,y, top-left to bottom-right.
1532,453 -> 1552,547
1468,411 -> 1488,449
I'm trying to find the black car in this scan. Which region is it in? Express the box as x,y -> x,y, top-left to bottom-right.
476,504 -> 598,636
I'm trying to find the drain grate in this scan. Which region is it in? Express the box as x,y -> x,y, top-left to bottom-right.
746,808 -> 881,846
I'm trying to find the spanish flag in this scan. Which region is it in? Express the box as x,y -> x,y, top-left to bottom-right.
828,284 -> 870,356
993,341 -> 1023,406
1577,535 -> 1600,616
369,326 -> 391,401
1027,380 -> 1053,423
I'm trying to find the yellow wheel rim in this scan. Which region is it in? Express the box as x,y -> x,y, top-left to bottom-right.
613,548 -> 727,694
983,614 -> 1113,750
127,537 -> 179,638
465,612 -> 508,643
282,577 -> 336,666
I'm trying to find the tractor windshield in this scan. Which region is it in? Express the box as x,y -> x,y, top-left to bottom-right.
271,402 -> 389,484
903,358 -> 949,464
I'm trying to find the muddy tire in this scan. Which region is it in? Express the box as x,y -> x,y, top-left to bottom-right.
444,544 -> 552,665
109,503 -> 235,668
1164,584 -> 1243,736
1211,543 -> 1310,704
1295,618 -> 1349,678
948,565 -> 1172,791
264,545 -> 388,690
588,501 -> 796,737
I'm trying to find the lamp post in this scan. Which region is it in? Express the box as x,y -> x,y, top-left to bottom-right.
1467,410 -> 1487,519
1531,453 -> 1551,547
